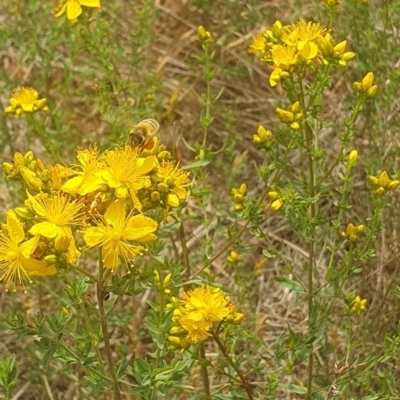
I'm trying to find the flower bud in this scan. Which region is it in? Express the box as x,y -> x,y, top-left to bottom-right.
151,191 -> 161,202
40,169 -> 51,182
166,192 -> 179,208
44,255 -> 58,266
55,235 -> 71,252
14,206 -> 35,220
13,152 -> 25,168
3,162 -> 14,176
114,186 -> 128,199
19,167 -> 43,191
24,151 -> 34,164
346,150 -> 358,168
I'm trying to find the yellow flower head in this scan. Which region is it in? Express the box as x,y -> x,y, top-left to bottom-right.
0,211 -> 56,292
340,223 -> 364,242
276,101 -> 303,130
55,0 -> 101,21
74,147 -> 157,213
268,191 -> 284,212
227,250 -> 241,263
283,20 -> 326,48
168,285 -> 243,346
270,45 -> 298,71
26,192 -> 86,263
249,34 -> 267,55
82,199 -> 158,272
346,150 -> 358,168
5,87 -> 48,115
27,192 -> 86,239
231,183 -> 248,211
197,25 -> 211,44
149,161 -> 191,208
62,145 -> 102,194
350,295 -> 367,313
253,125 -> 273,146
353,72 -> 378,97
369,171 -> 400,195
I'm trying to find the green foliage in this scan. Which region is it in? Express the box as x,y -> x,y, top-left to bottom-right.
1,1 -> 400,400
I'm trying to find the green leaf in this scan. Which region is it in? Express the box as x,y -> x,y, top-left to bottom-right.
288,384 -> 307,394
275,276 -> 305,293
181,158 -> 212,170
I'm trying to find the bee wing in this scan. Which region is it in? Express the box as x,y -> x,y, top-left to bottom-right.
162,120 -> 183,161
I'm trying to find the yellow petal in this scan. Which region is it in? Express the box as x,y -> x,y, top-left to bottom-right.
79,0 -> 100,7
21,257 -> 56,276
29,221 -> 58,238
124,215 -> 158,241
66,1 -> 83,20
6,211 -> 25,244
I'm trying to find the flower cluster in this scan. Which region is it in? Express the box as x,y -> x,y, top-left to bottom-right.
275,101 -> 303,131
249,20 -> 355,87
353,72 -> 378,98
5,87 -> 48,116
350,295 -> 367,314
340,223 -> 364,242
253,125 -> 273,148
0,120 -> 191,291
167,285 -> 244,349
268,191 -> 284,212
197,25 -> 212,44
231,183 -> 248,211
369,171 -> 400,196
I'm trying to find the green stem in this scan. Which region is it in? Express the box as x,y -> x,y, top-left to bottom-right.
97,249 -> 121,400
70,263 -> 98,282
63,273 -> 105,375
201,44 -> 212,149
305,120 -> 317,400
212,331 -> 254,400
199,343 -> 212,400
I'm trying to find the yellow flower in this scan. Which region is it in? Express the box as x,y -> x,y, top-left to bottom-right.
346,150 -> 358,168
227,251 -> 241,263
340,223 -> 364,242
276,101 -> 303,130
231,183 -> 248,211
353,72 -> 378,97
27,192 -> 85,263
249,34 -> 266,55
0,211 -> 56,292
61,145 -> 101,194
197,25 -> 211,43
350,295 -> 367,313
270,45 -> 298,70
253,125 -> 273,145
27,192 -> 85,239
4,87 -> 48,115
283,20 -> 326,48
150,161 -> 191,208
82,199 -> 158,272
369,171 -> 400,195
168,285 -> 243,346
55,0 -> 101,21
268,191 -> 284,212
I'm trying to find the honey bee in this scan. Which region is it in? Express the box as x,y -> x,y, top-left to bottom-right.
128,118 -> 160,150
